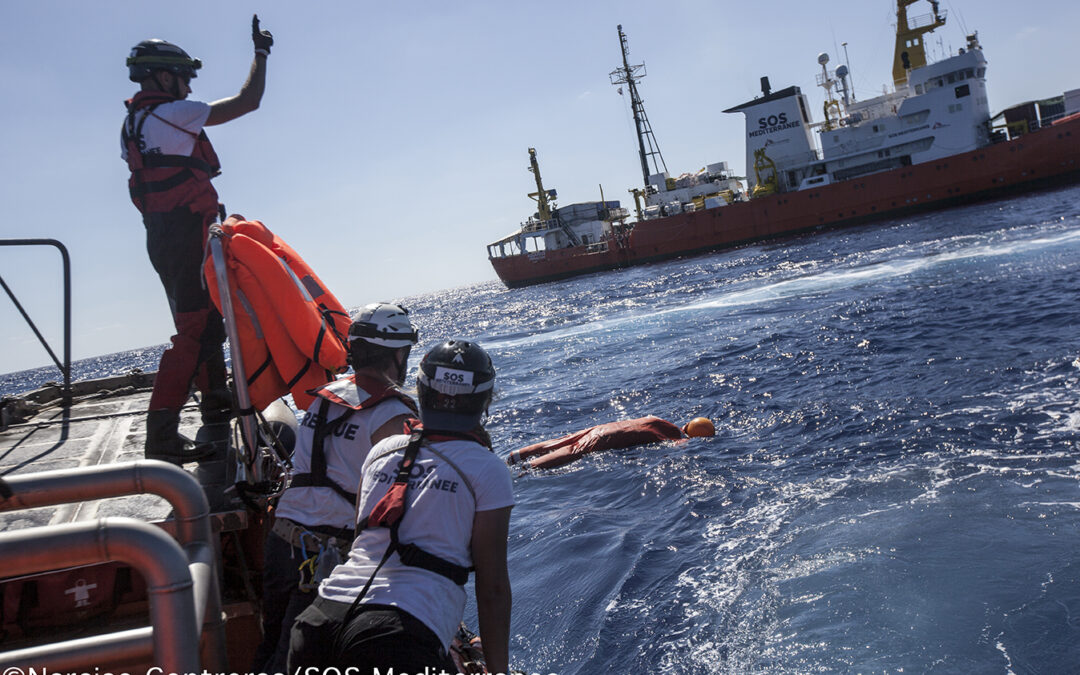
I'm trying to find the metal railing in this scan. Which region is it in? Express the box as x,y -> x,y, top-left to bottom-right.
0,239 -> 72,403
0,461 -> 227,670
207,226 -> 263,485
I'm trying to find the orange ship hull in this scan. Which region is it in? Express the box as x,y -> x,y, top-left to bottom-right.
491,114 -> 1080,288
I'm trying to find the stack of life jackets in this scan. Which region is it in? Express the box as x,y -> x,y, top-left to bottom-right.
204,218 -> 350,411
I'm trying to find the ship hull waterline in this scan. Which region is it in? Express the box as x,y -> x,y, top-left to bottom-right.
491,115 -> 1080,288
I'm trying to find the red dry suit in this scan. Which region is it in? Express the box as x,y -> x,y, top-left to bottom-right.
508,415 -> 684,470
122,91 -> 226,413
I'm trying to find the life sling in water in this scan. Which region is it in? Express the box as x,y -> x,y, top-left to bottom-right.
204,218 -> 350,411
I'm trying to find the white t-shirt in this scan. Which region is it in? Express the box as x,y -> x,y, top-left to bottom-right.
273,396 -> 414,531
121,99 -> 211,160
319,434 -> 515,647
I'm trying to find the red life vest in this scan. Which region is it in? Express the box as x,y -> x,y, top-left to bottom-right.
122,91 -> 221,217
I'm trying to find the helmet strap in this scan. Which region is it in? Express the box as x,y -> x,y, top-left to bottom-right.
392,347 -> 410,385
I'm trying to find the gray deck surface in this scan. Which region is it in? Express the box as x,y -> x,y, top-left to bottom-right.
1,375 -> 239,530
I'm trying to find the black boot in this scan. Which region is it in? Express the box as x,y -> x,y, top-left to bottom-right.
198,351 -> 234,426
199,388 -> 234,425
145,408 -> 216,465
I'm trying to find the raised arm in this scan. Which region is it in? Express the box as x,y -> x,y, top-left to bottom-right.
471,506 -> 513,673
206,15 -> 272,126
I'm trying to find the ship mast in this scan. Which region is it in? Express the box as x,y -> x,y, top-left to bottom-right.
610,25 -> 667,187
527,147 -> 555,222
893,0 -> 947,89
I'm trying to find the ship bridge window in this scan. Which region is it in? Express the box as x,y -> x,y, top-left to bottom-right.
955,84 -> 970,98
977,67 -> 986,78
947,73 -> 955,84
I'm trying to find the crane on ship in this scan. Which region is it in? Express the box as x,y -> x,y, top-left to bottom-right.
893,0 -> 947,88
526,147 -> 581,247
610,25 -> 667,188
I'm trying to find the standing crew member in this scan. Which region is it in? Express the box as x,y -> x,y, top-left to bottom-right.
121,16 -> 274,463
252,304 -> 420,672
288,340 -> 514,674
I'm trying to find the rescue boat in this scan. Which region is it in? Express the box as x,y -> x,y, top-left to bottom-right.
486,1 -> 1080,287
0,231 -> 492,672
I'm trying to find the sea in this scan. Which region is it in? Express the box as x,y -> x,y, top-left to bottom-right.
4,185 -> 1080,674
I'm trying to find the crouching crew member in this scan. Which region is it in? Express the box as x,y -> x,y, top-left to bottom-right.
251,304 -> 419,672
509,415 -> 716,470
288,340 -> 515,674
121,16 -> 274,463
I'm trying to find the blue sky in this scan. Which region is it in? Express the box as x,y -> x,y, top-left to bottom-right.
1,0 -> 1076,374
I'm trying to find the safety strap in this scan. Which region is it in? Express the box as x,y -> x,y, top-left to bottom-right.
289,398 -> 357,506
139,152 -> 215,174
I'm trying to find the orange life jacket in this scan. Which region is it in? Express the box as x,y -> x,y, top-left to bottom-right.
122,91 -> 221,217
204,218 -> 350,411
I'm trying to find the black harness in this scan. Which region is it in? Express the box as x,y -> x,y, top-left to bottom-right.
350,430 -> 475,609
288,397 -> 359,508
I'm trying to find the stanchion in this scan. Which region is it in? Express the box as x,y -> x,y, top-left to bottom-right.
207,225 -> 262,484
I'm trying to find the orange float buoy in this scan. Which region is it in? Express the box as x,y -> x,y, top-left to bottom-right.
683,417 -> 715,438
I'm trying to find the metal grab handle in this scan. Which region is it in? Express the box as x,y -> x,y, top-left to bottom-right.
0,518 -> 202,671
0,460 -> 227,669
0,238 -> 71,404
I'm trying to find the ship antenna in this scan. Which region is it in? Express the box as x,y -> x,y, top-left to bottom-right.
842,41 -> 856,102
610,25 -> 667,187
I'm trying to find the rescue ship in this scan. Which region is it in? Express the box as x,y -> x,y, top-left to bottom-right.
487,1 -> 1080,288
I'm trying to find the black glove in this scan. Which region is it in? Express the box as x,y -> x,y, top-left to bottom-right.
252,14 -> 273,55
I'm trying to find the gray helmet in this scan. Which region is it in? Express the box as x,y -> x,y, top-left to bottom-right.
127,39 -> 202,82
348,303 -> 418,349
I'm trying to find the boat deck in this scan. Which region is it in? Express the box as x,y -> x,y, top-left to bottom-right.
0,373 -> 263,669
0,371 -> 245,532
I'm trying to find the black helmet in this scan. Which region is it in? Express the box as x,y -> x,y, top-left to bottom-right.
127,39 -> 202,82
417,340 -> 495,432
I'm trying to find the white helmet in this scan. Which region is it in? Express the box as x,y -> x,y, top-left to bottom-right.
348,303 -> 418,349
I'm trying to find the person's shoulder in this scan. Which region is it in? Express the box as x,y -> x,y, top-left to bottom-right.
155,99 -> 211,127
372,432 -> 411,453
365,433 -> 411,466
156,98 -> 210,114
